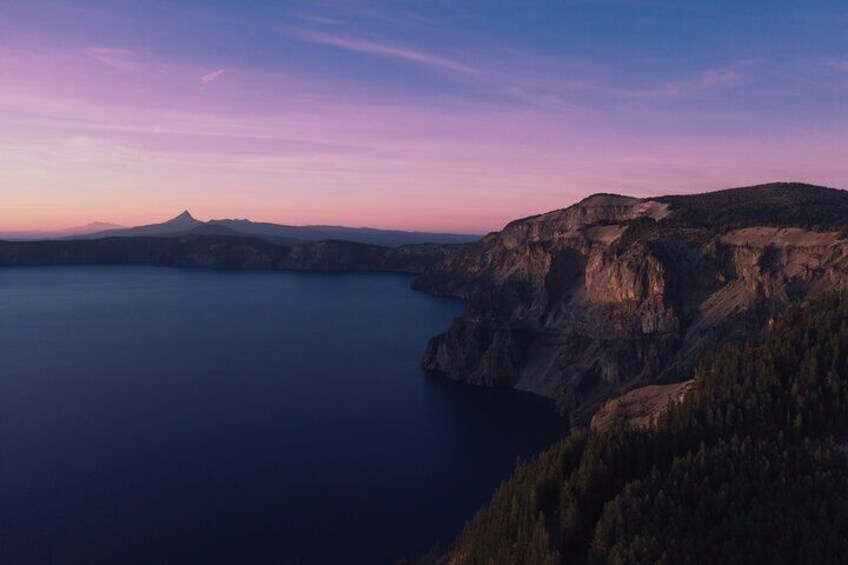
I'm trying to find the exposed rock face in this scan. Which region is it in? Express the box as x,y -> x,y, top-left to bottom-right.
414,183 -> 848,423
590,380 -> 693,433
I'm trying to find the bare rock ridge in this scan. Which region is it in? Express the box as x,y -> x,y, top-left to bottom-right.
590,380 -> 693,433
413,182 -> 848,423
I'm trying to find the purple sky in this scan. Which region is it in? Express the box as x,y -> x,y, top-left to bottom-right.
2,1 -> 847,233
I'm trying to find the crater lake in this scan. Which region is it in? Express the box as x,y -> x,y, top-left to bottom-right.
0,266 -> 564,564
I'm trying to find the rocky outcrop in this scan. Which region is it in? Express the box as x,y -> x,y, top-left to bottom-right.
590,380 -> 693,432
415,183 -> 848,423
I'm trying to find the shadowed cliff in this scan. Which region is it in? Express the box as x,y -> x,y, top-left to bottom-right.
413,182 -> 848,423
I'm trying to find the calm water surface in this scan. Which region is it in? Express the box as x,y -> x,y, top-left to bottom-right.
0,267 -> 565,564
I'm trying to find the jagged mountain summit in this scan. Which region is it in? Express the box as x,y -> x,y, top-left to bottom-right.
69,210 -> 204,239
414,182 -> 848,422
58,211 -> 480,248
169,210 -> 201,228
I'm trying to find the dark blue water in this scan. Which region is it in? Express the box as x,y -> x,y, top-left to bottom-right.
0,267 -> 565,564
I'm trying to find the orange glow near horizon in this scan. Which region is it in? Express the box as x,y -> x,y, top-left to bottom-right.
2,3 -> 847,234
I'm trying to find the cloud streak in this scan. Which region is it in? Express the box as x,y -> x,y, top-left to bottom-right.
82,47 -> 137,70
291,12 -> 346,26
201,69 -> 224,84
698,68 -> 747,89
290,29 -> 481,76
825,58 -> 848,71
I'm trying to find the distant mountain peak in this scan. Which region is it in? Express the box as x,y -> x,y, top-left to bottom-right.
164,210 -> 202,227
57,210 -> 479,246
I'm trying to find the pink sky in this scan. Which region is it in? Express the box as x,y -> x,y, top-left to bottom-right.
2,2 -> 847,233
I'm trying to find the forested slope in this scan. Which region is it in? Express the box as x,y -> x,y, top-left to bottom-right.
443,291 -> 848,564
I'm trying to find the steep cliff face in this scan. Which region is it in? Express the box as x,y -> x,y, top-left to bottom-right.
415,183 -> 848,422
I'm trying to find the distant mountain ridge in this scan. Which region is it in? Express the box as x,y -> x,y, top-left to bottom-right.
76,211 -> 204,239
57,211 -> 480,247
0,221 -> 123,240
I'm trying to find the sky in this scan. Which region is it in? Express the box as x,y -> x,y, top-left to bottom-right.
1,1 -> 847,233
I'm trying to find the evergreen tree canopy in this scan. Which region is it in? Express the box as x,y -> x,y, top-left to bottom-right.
446,291 -> 848,564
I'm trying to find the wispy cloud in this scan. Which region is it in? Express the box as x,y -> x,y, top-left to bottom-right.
82,47 -> 136,71
201,69 -> 224,84
622,65 -> 750,98
290,29 -> 481,77
825,58 -> 848,71
662,67 -> 749,96
698,68 -> 747,89
291,12 -> 345,26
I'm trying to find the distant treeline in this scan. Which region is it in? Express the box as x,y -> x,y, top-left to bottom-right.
0,235 -> 454,273
656,182 -> 848,231
439,290 -> 848,564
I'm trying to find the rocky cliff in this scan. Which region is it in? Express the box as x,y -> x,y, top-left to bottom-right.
589,380 -> 693,433
414,183 -> 848,423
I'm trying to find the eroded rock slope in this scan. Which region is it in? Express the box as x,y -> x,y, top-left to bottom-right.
414,183 -> 848,422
